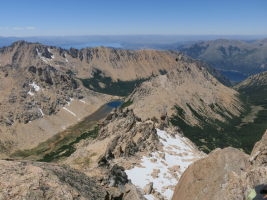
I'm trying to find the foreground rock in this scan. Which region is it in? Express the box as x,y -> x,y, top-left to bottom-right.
0,160 -> 107,200
172,130 -> 267,200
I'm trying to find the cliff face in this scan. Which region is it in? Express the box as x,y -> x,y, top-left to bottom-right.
172,130 -> 267,200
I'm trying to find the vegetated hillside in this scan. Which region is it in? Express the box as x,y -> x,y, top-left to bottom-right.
233,71 -> 267,149
124,54 -> 246,153
179,39 -> 267,82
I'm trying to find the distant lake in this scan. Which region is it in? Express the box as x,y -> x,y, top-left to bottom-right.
107,100 -> 123,108
220,70 -> 248,82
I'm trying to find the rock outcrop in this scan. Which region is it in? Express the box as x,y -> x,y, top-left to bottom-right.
0,159 -> 147,200
0,160 -> 108,200
63,109 -> 159,176
172,130 -> 267,200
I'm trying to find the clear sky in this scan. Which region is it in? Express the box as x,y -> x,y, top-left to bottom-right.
0,0 -> 267,36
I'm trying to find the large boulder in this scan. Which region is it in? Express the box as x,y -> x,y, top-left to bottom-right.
172,130 -> 267,200
172,147 -> 249,200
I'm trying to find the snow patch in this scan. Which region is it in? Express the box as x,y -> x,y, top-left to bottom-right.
144,195 -> 155,200
63,107 -> 77,117
36,48 -> 54,63
125,129 -> 203,200
48,48 -> 55,59
79,100 -> 87,104
29,82 -> 40,92
39,108 -> 44,117
27,90 -> 34,96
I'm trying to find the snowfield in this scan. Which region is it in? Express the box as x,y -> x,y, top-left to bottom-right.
125,129 -> 204,200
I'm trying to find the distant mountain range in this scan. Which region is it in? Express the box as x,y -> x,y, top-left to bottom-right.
179,39 -> 267,82
1,36 -> 267,83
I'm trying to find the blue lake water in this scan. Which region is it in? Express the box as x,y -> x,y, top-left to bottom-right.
220,70 -> 248,82
107,100 -> 123,108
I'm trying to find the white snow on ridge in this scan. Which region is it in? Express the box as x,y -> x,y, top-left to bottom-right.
126,129 -> 204,200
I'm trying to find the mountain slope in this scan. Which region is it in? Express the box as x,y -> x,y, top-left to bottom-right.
179,39 -> 267,81
127,57 -> 241,124
124,56 -> 246,152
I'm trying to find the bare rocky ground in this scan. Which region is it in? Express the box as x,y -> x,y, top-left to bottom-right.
172,130 -> 267,200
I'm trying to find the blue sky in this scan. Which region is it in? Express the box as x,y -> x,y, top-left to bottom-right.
0,0 -> 267,36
